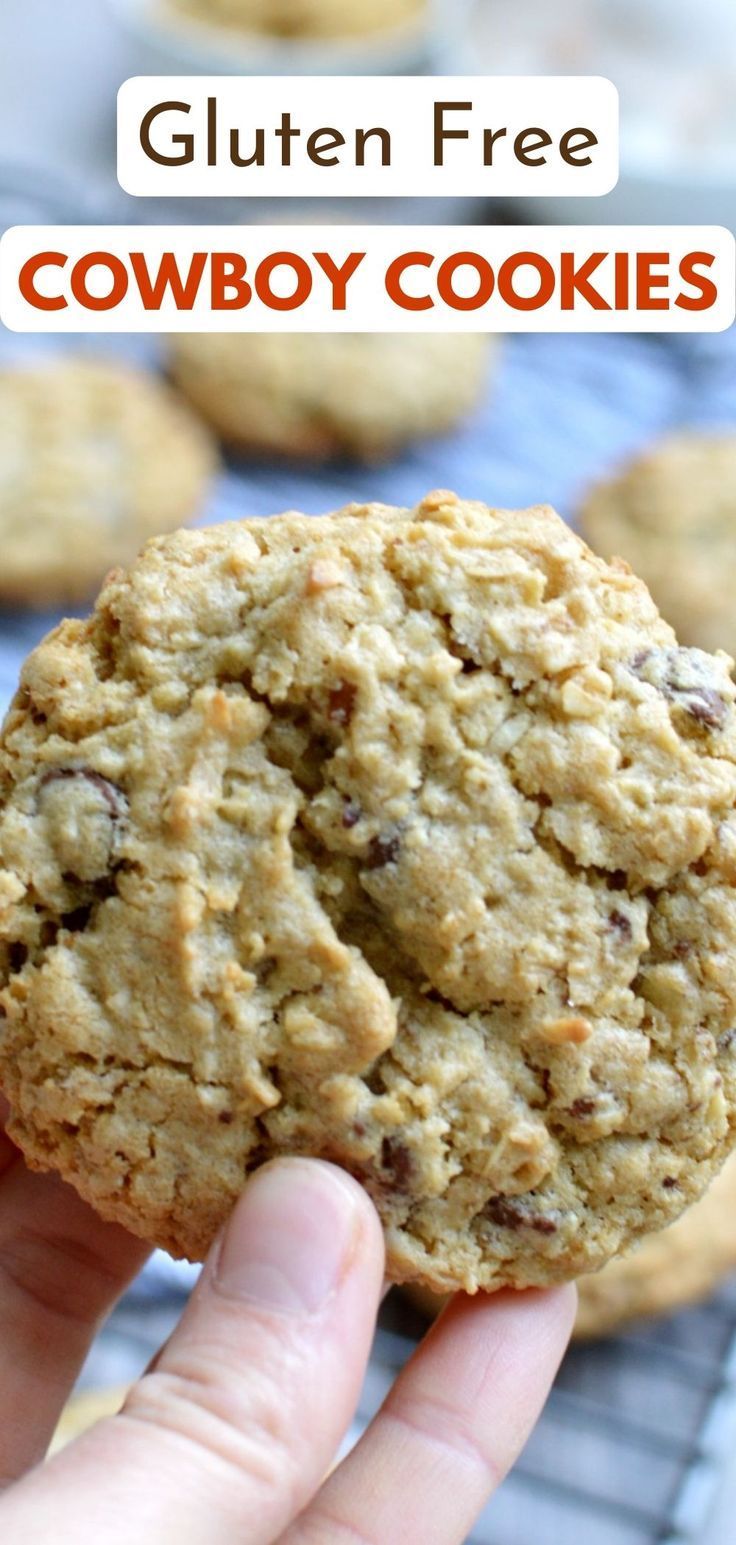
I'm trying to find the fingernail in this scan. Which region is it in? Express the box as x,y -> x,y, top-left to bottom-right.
215,1160 -> 363,1315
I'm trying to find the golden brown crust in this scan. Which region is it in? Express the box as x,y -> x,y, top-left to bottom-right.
574,1154 -> 736,1335
405,1153 -> 736,1336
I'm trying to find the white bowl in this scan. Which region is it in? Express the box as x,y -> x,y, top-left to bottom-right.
461,0 -> 736,228
108,0 -> 473,77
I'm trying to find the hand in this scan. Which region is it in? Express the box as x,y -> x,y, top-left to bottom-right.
0,1096 -> 575,1543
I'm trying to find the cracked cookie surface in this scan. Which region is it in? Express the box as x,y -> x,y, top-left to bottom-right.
574,1151 -> 736,1336
406,1150 -> 736,1334
0,356 -> 217,608
2,492 -> 736,1291
581,431 -> 736,657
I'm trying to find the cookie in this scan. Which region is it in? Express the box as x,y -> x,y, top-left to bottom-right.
405,1153 -> 736,1334
2,492 -> 736,1293
50,1387 -> 128,1456
167,0 -> 422,41
581,432 -> 736,657
574,1151 -> 736,1336
167,334 -> 493,462
0,357 -> 217,610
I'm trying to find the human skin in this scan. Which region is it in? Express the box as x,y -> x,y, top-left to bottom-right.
0,1094 -> 574,1543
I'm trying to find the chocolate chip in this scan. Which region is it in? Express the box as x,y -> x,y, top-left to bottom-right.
662,1176 -> 679,1189
327,682 -> 357,727
686,690 -> 727,730
609,910 -> 632,940
218,1111 -> 234,1125
673,940 -> 693,960
482,1198 -> 528,1236
38,769 -> 129,885
381,1136 -> 412,1190
338,1140 -> 412,1200
629,647 -> 728,731
342,800 -> 361,830
568,1098 -> 597,1118
528,1215 -> 559,1236
40,767 -> 127,819
365,832 -> 401,870
484,1196 -> 557,1235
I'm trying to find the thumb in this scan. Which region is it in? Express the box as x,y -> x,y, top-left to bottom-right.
2,1159 -> 385,1545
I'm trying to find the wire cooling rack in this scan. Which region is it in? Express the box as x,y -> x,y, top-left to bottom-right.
80,1275 -> 736,1545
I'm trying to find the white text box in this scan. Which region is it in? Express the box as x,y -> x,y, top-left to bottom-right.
1,226 -> 732,332
117,76 -> 619,198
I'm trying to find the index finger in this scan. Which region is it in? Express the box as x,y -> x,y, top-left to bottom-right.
280,1284 -> 576,1545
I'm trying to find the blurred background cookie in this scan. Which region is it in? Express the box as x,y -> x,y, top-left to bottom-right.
50,1386 -> 129,1455
573,1152 -> 736,1337
580,431 -> 736,657
166,0 -> 423,39
0,356 -> 218,610
405,1153 -> 736,1339
167,332 -> 494,462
